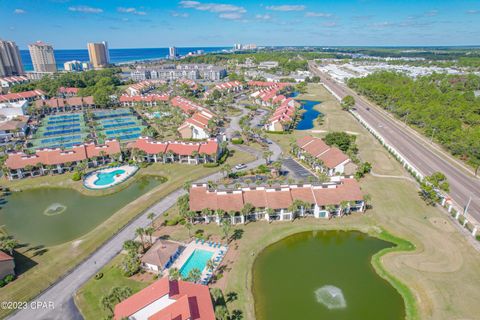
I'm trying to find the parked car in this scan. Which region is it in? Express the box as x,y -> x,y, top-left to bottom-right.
235,163 -> 247,170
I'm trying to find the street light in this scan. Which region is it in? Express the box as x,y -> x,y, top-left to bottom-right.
430,128 -> 437,143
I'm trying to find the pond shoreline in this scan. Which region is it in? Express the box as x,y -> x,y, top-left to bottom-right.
244,226 -> 418,320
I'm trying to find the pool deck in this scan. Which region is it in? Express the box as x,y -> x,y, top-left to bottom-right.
83,165 -> 138,190
169,240 -> 228,284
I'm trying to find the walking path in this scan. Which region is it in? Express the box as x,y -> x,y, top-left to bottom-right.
8,102 -> 281,320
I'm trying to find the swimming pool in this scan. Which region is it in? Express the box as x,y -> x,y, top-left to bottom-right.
180,249 -> 214,278
94,169 -> 126,186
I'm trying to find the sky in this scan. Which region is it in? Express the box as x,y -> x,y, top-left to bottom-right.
1,0 -> 479,49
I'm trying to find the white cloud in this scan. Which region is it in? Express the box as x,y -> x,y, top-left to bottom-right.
219,12 -> 242,20
14,9 -> 26,14
322,21 -> 337,28
68,6 -> 103,14
118,7 -> 147,16
171,11 -> 189,18
180,1 -> 246,13
425,10 -> 438,17
466,9 -> 479,14
305,11 -> 331,18
266,5 -> 305,12
255,13 -> 271,20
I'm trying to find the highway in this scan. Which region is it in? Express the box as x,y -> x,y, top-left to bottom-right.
309,61 -> 480,223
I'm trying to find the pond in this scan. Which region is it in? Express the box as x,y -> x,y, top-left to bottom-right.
253,230 -> 405,320
0,176 -> 164,247
296,100 -> 322,130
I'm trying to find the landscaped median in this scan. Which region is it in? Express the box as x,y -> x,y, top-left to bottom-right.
0,149 -> 254,319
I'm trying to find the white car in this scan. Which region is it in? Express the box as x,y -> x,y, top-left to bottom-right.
235,163 -> 247,170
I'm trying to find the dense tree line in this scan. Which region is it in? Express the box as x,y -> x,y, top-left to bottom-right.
348,71 -> 480,173
11,68 -> 122,106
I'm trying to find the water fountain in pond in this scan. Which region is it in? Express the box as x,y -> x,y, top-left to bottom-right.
315,285 -> 347,309
43,203 -> 67,216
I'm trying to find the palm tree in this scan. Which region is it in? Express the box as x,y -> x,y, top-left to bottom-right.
221,218 -> 232,241
206,259 -> 216,273
326,205 -> 337,217
222,163 -> 232,178
169,267 -> 181,281
0,236 -> 18,255
187,268 -> 202,283
263,150 -> 273,164
147,212 -> 155,228
135,227 -> 146,252
339,201 -> 349,216
363,194 -> 371,210
145,226 -> 154,246
122,240 -> 140,254
185,221 -> 193,238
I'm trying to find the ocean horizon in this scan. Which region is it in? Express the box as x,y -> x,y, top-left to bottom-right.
20,46 -> 231,71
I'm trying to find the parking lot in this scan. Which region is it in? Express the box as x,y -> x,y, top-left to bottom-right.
282,157 -> 317,181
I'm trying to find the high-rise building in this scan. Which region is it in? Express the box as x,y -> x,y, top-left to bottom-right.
169,47 -> 177,59
0,39 -> 24,77
87,42 -> 110,69
28,41 -> 57,73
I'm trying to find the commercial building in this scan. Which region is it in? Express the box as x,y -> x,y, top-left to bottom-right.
0,39 -> 24,77
87,42 -> 110,69
114,278 -> 215,320
189,178 -> 365,222
28,41 -> 56,73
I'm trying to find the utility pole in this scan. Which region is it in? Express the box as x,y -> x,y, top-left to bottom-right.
464,196 -> 472,216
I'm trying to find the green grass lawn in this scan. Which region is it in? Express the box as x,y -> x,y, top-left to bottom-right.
0,149 -> 254,319
75,255 -> 153,319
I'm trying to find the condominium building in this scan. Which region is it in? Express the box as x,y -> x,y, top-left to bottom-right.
64,60 -> 92,72
0,39 -> 24,77
28,41 -> 56,73
169,46 -> 177,59
87,41 -> 110,69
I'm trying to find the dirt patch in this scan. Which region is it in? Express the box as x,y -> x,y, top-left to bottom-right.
429,217 -> 455,233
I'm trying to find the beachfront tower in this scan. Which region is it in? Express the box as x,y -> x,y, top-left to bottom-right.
28,41 -> 56,73
0,39 -> 24,77
87,42 -> 110,69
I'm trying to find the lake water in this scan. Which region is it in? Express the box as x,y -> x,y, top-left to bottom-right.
296,100 -> 322,130
0,176 -> 164,246
253,230 -> 405,320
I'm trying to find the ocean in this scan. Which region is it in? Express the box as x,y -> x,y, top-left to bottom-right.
20,47 -> 230,71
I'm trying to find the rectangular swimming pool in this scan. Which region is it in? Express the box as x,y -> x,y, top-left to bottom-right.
180,249 -> 214,278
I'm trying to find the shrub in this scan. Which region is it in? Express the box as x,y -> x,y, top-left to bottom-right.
72,171 -> 82,181
203,163 -> 219,168
3,274 -> 15,284
165,216 -> 184,226
231,138 -> 244,145
0,279 -> 4,287
94,272 -> 103,280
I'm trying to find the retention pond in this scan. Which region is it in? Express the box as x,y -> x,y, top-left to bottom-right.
253,230 -> 405,320
0,176 -> 164,246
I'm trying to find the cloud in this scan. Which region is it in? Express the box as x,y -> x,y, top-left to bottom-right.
466,9 -> 479,14
14,9 -> 26,14
370,21 -> 395,29
117,7 -> 147,16
322,21 -> 338,28
180,1 -> 246,13
68,6 -> 103,14
255,13 -> 271,20
305,11 -> 332,18
171,11 -> 189,18
219,12 -> 242,20
424,10 -> 438,17
266,5 -> 305,12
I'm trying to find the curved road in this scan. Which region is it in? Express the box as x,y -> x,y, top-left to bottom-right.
309,61 -> 480,223
8,105 -> 281,320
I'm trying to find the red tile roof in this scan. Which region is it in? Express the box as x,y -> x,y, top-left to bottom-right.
58,87 -> 79,95
114,278 -> 215,320
119,94 -> 169,103
0,251 -> 13,262
34,96 -> 94,109
5,140 -> 121,170
297,136 -> 351,169
0,90 -> 45,103
190,179 -> 363,212
131,137 -> 219,156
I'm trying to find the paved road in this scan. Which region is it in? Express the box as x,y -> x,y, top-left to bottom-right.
9,104 -> 282,320
309,61 -> 480,223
